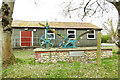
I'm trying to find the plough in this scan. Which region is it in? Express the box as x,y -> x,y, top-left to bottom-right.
39,22 -> 55,49
39,21 -> 96,49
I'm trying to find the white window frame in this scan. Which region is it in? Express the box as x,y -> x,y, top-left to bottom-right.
24,28 -> 28,31
67,29 -> 76,39
33,29 -> 36,31
32,31 -> 33,46
45,29 -> 55,39
20,31 -> 21,46
87,30 -> 95,39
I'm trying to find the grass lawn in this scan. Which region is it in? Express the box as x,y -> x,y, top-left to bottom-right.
2,47 -> 119,78
0,56 -> 2,79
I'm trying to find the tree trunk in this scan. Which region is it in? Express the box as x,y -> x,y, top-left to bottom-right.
112,2 -> 120,48
1,0 -> 15,69
117,5 -> 120,48
111,1 -> 120,78
0,20 -> 2,80
118,15 -> 120,48
2,32 -> 15,69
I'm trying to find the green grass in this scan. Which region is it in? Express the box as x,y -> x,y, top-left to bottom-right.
2,47 -> 119,78
13,49 -> 35,59
0,55 -> 2,79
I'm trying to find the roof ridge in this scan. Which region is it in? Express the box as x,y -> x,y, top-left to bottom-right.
11,20 -> 102,30
12,20 -> 92,23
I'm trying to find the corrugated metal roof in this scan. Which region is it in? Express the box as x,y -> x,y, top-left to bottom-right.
12,20 -> 102,29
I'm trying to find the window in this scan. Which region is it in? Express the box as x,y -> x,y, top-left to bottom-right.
87,30 -> 95,39
67,29 -> 76,39
45,29 -> 55,39
24,28 -> 28,31
33,29 -> 36,31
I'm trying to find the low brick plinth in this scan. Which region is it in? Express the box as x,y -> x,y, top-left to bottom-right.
34,47 -> 113,63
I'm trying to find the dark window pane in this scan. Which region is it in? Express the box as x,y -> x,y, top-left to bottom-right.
47,29 -> 53,33
48,34 -> 54,38
89,31 -> 94,33
68,35 -> 75,38
68,31 -> 74,33
88,35 -> 94,38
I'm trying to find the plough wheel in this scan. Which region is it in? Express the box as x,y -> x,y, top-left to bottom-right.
39,34 -> 54,49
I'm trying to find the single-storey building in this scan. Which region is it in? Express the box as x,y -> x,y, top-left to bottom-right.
11,20 -> 102,48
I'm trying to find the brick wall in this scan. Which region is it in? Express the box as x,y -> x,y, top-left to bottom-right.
35,50 -> 113,63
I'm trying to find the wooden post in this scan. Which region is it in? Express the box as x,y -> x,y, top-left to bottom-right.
97,31 -> 101,65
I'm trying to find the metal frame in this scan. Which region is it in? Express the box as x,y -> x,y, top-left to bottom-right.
39,22 -> 55,49
39,21 -> 97,49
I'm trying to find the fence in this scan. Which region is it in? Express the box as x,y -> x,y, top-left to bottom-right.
11,36 -> 64,48
12,36 -> 38,48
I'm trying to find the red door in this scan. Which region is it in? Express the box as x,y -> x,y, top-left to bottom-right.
21,31 -> 33,46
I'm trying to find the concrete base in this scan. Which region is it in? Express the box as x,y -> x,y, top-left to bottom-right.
34,47 -> 112,52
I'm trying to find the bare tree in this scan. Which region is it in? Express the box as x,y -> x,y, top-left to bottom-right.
108,0 -> 120,47
62,0 -> 120,48
1,0 -> 16,69
103,18 -> 118,43
62,0 -> 111,19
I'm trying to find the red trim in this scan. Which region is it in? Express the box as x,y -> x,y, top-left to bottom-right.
35,51 -> 69,58
35,51 -> 69,54
35,52 -> 50,53
35,53 -> 41,58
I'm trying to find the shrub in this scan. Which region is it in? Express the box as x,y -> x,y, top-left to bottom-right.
101,34 -> 110,43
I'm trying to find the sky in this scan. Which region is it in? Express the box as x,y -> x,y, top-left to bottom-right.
0,0 -> 119,34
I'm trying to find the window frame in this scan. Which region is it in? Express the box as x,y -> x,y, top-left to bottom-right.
87,30 -> 95,39
45,29 -> 55,39
67,29 -> 76,39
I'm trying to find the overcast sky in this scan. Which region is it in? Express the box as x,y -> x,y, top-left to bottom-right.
0,0 -> 119,34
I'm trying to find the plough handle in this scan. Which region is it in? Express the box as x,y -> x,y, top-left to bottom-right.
74,29 -> 98,41
39,23 -> 67,39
